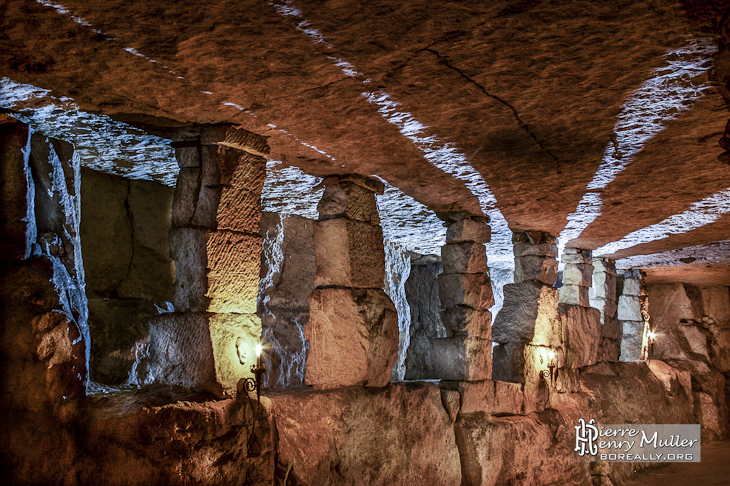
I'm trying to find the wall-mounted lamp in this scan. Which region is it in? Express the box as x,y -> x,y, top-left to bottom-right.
645,331 -> 656,360
539,349 -> 559,408
237,341 -> 267,457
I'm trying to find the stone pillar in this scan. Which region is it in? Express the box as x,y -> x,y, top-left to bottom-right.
403,254 -> 446,380
513,231 -> 558,285
590,258 -> 621,362
493,231 -> 559,383
148,126 -> 268,395
435,213 -> 493,381
559,248 -> 592,306
618,269 -> 644,361
554,248 -> 601,391
304,175 -> 398,389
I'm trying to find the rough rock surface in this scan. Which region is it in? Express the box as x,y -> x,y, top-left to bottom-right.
648,282 -> 730,438
270,383 -> 462,486
80,168 -> 174,384
493,281 -> 560,345
304,288 -> 398,389
404,255 -> 445,380
0,119 -> 31,260
258,212 -> 316,390
558,303 -> 602,369
147,313 -> 220,394
0,259 -> 86,486
2,2 -> 730,283
438,272 -> 494,311
312,218 -> 385,289
81,393 -> 276,486
209,313 -> 263,395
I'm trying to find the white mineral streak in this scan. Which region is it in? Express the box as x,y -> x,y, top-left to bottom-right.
1,78 -> 179,186
125,341 -> 151,387
384,240 -> 412,382
257,213 -> 309,388
261,160 -> 324,219
559,37 -> 717,255
261,317 -> 309,389
21,128 -> 37,259
31,144 -> 91,390
363,91 -> 514,318
375,181 -> 445,256
35,0 -> 92,28
267,123 -> 337,160
597,187 -> 730,256
258,213 -> 287,316
271,1 -> 512,264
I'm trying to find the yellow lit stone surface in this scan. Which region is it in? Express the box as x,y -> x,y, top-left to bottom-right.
209,313 -> 262,395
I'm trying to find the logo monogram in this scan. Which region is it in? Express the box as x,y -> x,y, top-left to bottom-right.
575,418 -> 599,456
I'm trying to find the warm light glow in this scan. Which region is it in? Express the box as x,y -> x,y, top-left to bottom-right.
548,350 -> 555,361
647,331 -> 656,341
255,343 -> 262,357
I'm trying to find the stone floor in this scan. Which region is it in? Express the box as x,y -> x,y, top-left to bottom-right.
624,440 -> 730,486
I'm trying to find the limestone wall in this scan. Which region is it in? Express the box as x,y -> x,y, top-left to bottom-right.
258,212 -> 316,390
2,118 -> 727,485
147,128 -> 269,396
646,282 -> 730,439
80,168 -> 174,385
1,119 -> 87,484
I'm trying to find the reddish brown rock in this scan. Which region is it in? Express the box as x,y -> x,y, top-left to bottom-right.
442,306 -> 491,339
304,288 -> 398,389
459,380 -> 524,415
514,255 -> 558,285
647,283 -> 697,360
438,272 -> 494,310
445,218 -> 490,244
317,178 -> 380,224
441,242 -> 488,274
432,336 -> 492,381
492,281 -> 560,345
440,389 -> 461,422
313,218 -> 386,289
0,259 -> 86,486
455,413 -> 587,486
0,120 -> 32,261
201,125 -> 271,157
710,327 -> 730,372
271,383 -> 461,486
558,303 -> 601,369
82,395 -> 276,486
697,286 -> 730,328
216,151 -> 266,234
512,231 -> 557,258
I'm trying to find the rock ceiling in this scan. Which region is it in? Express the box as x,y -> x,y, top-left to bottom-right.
2,0 -> 730,284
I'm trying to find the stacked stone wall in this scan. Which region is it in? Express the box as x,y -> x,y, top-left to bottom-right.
304,175 -> 398,389
148,126 -> 269,395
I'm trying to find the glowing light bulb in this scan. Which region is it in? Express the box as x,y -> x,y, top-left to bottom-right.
648,331 -> 656,341
548,350 -> 555,361
255,343 -> 262,357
